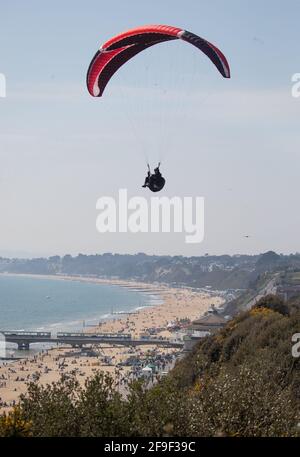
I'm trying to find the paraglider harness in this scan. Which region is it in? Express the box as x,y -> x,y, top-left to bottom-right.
142,163 -> 165,192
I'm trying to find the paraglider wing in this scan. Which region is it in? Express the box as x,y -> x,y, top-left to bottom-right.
87,24 -> 231,97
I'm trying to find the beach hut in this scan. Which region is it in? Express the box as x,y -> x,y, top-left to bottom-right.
141,366 -> 153,377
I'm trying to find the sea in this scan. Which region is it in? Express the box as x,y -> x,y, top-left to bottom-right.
0,274 -> 162,358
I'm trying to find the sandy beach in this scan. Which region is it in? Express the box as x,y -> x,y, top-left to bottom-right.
0,275 -> 224,412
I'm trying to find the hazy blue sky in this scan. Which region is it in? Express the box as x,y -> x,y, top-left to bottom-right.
0,0 -> 299,257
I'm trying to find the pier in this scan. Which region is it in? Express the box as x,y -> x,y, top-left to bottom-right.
0,331 -> 184,350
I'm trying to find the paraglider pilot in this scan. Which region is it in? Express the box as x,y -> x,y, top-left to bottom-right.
142,163 -> 165,192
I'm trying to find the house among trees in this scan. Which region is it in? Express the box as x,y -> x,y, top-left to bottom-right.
189,312 -> 227,335
183,309 -> 227,351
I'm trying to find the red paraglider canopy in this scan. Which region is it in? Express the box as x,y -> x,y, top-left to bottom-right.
87,24 -> 231,97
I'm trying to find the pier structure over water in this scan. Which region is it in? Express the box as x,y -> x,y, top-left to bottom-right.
0,331 -> 184,351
